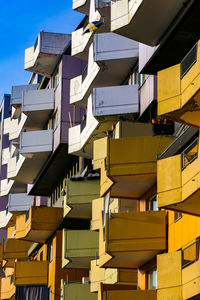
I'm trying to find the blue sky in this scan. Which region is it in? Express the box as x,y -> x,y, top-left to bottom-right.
0,0 -> 84,99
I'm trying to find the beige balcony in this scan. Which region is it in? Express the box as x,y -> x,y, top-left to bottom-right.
63,283 -> 97,300
0,179 -> 26,197
72,0 -> 90,15
24,31 -> 71,77
90,260 -> 137,292
0,268 -> 15,300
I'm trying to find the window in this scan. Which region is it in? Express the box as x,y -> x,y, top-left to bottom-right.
148,195 -> 158,211
52,111 -> 58,131
47,242 -> 53,262
49,287 -> 51,300
53,71 -> 59,89
174,211 -> 182,223
103,193 -> 110,241
148,269 -> 157,290
182,239 -> 199,268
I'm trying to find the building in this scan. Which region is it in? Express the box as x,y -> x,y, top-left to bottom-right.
1,0 -> 200,299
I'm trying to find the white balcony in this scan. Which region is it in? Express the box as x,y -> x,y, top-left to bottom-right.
24,31 -> 71,77
111,0 -> 190,46
22,89 -> 54,129
5,130 -> 54,184
71,28 -> 93,60
11,84 -> 39,108
70,33 -> 138,107
0,179 -> 26,197
0,210 -> 13,229
20,130 -> 53,155
4,114 -> 27,142
69,85 -> 139,158
7,194 -> 34,213
73,0 -> 90,15
93,84 -> 139,119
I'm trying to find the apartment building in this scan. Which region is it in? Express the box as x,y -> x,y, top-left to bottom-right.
1,0 -> 200,300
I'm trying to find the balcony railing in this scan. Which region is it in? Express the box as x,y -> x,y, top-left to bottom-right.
181,138 -> 198,170
181,43 -> 198,78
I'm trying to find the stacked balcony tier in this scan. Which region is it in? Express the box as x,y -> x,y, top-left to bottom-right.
24,31 -> 71,77
93,135 -> 173,198
99,210 -> 166,268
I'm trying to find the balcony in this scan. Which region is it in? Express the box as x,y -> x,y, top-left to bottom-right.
91,198 -> 104,231
2,239 -> 32,268
93,135 -> 173,198
157,245 -> 200,299
0,268 -> 15,300
4,114 -> 27,142
22,88 -> 54,129
11,84 -> 39,119
62,229 -> 99,268
0,210 -> 13,229
157,137 -> 200,216
24,31 -> 71,77
64,283 -> 97,300
14,206 -> 63,243
70,33 -> 138,107
110,0 -> 190,46
69,85 -> 139,158
64,178 -> 100,219
99,284 -> 156,300
90,260 -> 137,292
72,0 -> 90,15
91,197 -> 138,231
71,27 -> 93,60
99,210 -> 166,268
6,130 -> 53,184
7,194 -> 34,213
157,41 -> 200,127
0,178 -> 26,197
14,260 -> 48,285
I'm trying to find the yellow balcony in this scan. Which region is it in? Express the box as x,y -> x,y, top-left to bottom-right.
64,178 -> 100,219
158,41 -> 200,127
0,268 -> 15,300
99,284 -> 156,300
157,245 -> 200,300
90,260 -> 137,292
63,283 -> 97,300
94,136 -> 173,198
99,210 -> 166,268
62,229 -> 99,269
157,137 -> 200,215
2,239 -> 32,268
14,260 -> 48,285
91,197 -> 138,231
14,206 -> 63,243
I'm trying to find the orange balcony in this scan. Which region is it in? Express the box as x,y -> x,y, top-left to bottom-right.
2,239 -> 32,267
0,268 -> 15,300
14,260 -> 48,285
14,206 -> 63,243
99,210 -> 166,268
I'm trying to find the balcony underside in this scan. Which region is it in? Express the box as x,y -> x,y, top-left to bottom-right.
140,1 -> 200,74
73,0 -> 90,15
23,109 -> 54,129
107,173 -> 157,199
10,152 -> 50,184
3,240 -> 32,268
158,188 -> 200,217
